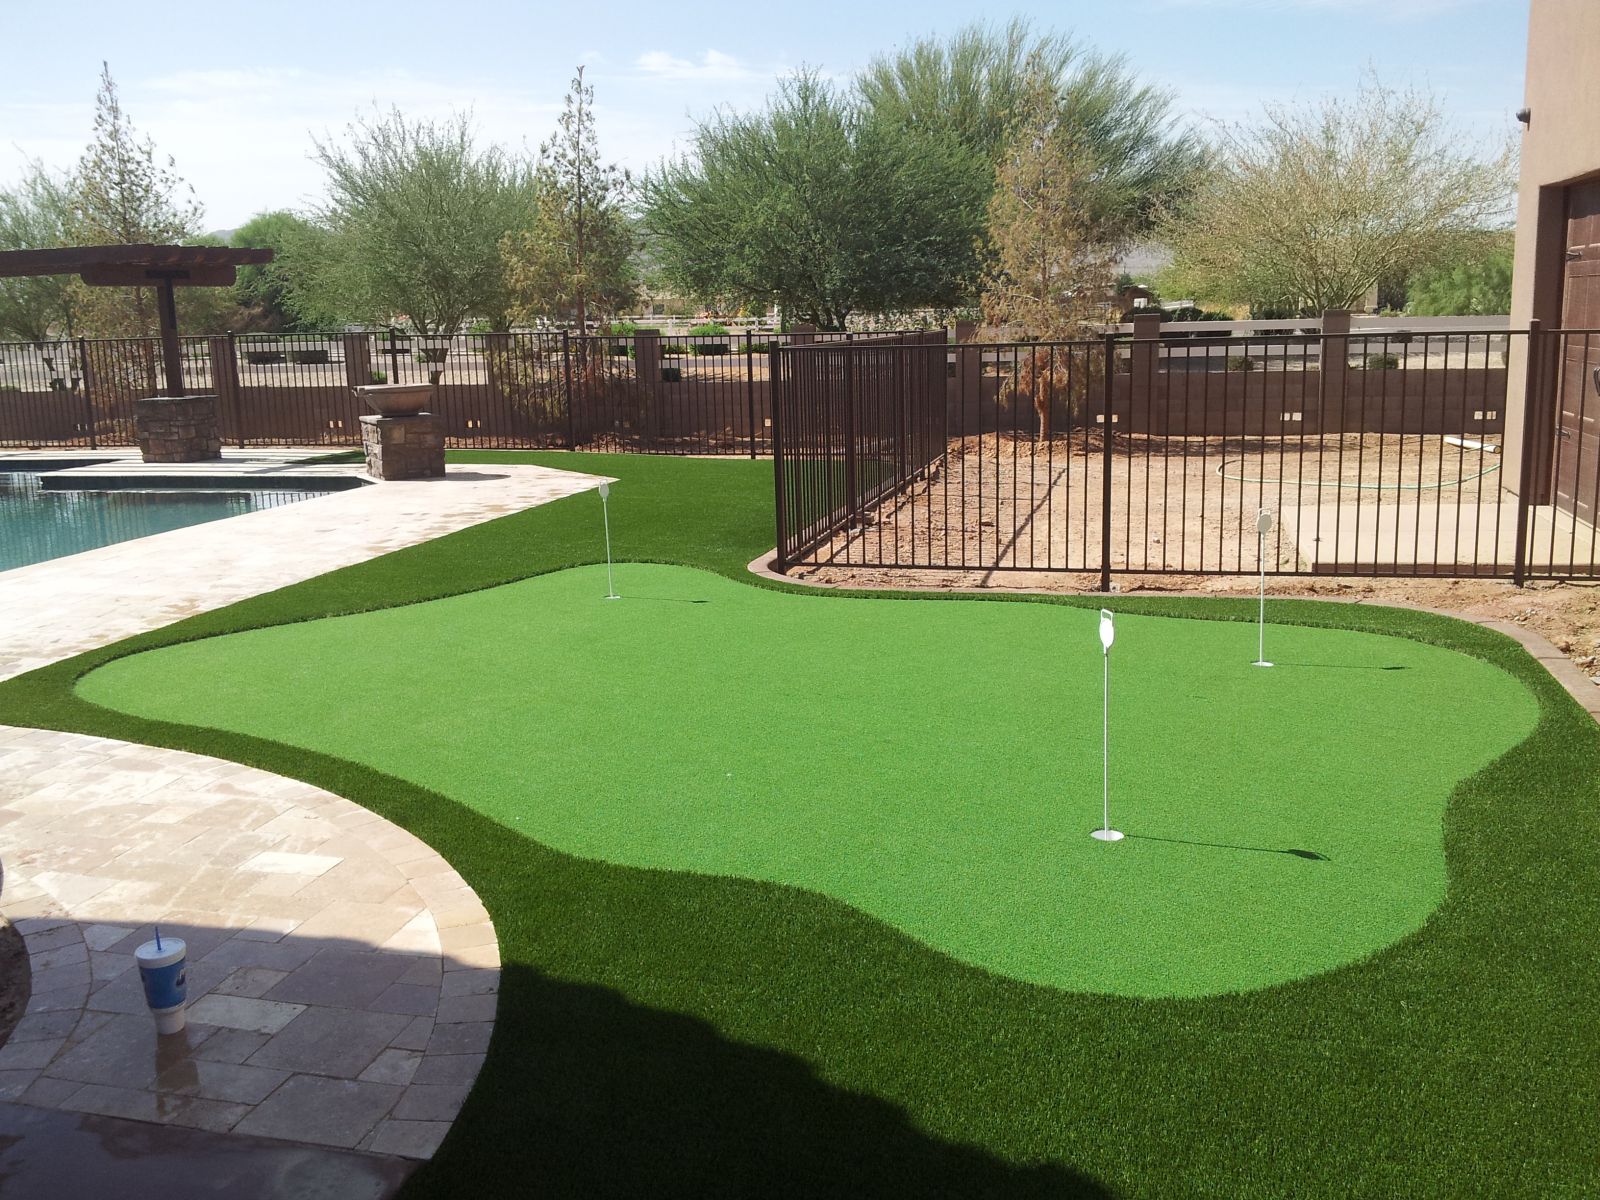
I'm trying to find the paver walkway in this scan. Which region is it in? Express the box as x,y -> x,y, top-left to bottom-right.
0,457 -> 612,1191
0,724 -> 496,1166
0,460 -> 610,680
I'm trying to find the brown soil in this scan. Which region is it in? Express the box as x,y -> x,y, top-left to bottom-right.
791,429 -> 1600,686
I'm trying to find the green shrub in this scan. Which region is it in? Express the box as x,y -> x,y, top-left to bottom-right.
369,369 -> 388,383
1226,354 -> 1255,372
1362,353 -> 1400,370
600,321 -> 638,336
687,322 -> 729,337
661,343 -> 691,356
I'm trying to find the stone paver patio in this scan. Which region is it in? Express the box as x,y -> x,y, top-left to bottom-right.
0,724 -> 497,1165
0,456 -> 615,1190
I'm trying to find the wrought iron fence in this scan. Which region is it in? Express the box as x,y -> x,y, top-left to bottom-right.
772,325 -> 1600,584
0,329 -> 876,456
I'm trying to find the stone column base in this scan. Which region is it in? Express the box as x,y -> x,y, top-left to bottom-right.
133,395 -> 222,463
360,413 -> 445,480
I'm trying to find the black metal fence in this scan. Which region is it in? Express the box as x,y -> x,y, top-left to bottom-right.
772,325 -> 1600,584
0,329 -> 866,456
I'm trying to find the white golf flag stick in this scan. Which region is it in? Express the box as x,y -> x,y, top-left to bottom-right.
1092,609 -> 1124,842
1253,508 -> 1273,667
599,482 -> 620,600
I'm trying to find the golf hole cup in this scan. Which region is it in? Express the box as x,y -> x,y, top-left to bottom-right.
135,936 -> 188,1034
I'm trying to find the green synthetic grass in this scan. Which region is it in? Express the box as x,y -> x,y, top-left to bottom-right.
79,562 -> 1536,997
2,450 -> 1597,1198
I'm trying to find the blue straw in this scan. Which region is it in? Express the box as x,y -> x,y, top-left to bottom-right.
155,926 -> 162,952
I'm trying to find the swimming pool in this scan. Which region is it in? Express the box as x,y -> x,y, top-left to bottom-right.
0,473 -> 336,572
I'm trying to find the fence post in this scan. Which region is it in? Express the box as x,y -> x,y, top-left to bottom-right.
634,329 -> 661,449
844,336 -> 859,527
1512,319 -> 1544,586
1318,309 -> 1351,423
1100,333 -> 1116,592
1129,312 -> 1161,435
77,336 -> 97,450
770,343 -> 789,571
745,328 -> 757,459
562,331 -> 576,448
212,331 -> 244,449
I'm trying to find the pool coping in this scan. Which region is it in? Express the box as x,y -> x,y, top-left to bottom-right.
746,550 -> 1600,724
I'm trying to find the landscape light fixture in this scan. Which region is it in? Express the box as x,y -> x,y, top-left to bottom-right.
1253,508 -> 1274,667
598,481 -> 620,600
1092,608 -> 1124,842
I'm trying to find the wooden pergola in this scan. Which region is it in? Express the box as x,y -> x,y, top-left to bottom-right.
0,244 -> 273,397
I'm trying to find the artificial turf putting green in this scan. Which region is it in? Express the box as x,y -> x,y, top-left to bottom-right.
77,560 -> 1536,996
6,451 -> 1596,1198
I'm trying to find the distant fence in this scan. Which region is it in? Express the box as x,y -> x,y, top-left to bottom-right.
0,328 -> 867,456
771,323 -> 1600,584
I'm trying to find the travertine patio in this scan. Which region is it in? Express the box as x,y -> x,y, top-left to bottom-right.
0,725 -> 494,1163
0,458 -> 612,1192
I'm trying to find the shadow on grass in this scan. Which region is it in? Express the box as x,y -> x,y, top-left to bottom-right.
414,963 -> 1115,1200
1124,832 -> 1328,861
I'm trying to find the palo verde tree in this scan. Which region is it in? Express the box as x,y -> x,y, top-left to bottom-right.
288,108 -> 533,334
70,62 -> 205,337
858,19 -> 1204,250
501,67 -> 636,334
1158,76 -> 1516,315
641,70 -> 987,330
980,80 -> 1118,436
0,163 -> 80,342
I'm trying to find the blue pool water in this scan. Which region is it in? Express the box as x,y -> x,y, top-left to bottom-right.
1,473 -> 333,572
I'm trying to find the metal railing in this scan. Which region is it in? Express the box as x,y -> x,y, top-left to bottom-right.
771,325 -> 1600,584
0,329 -> 885,457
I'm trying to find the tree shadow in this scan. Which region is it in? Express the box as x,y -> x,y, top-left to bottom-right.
0,905 -> 1114,1200
415,963 -> 1116,1200
1123,833 -> 1328,862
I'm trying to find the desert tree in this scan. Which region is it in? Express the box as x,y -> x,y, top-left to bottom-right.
228,211 -> 321,331
641,70 -> 987,329
858,19 -> 1204,249
980,81 -> 1118,436
288,108 -> 532,334
1405,230 -> 1514,316
70,62 -> 205,338
0,163 -> 81,342
1158,77 -> 1516,315
501,66 -> 636,334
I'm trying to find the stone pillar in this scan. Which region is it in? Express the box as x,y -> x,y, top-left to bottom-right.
133,394 -> 222,463
359,413 -> 445,480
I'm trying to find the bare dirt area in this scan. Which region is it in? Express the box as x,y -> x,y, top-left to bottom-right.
790,432 -> 1600,686
808,431 -> 1510,575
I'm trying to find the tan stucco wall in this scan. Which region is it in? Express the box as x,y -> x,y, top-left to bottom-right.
1505,0 -> 1600,493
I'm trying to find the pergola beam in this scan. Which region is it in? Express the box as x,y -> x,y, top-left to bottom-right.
0,244 -> 275,397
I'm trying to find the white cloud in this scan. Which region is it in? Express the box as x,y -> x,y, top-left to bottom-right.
634,49 -> 762,83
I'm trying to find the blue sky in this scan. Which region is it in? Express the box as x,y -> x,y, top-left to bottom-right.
0,0 -> 1528,229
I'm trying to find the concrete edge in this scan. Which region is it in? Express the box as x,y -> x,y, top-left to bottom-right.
746,550 -> 1600,723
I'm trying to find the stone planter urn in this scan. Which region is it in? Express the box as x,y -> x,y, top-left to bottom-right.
355,383 -> 433,417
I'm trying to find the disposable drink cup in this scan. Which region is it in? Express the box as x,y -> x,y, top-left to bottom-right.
135,937 -> 187,1035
